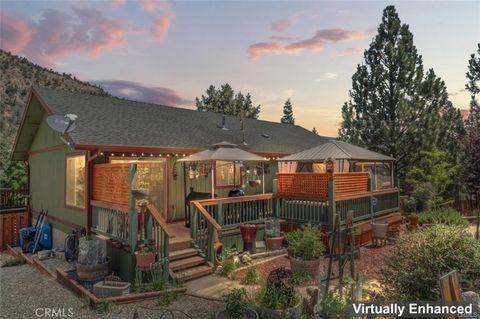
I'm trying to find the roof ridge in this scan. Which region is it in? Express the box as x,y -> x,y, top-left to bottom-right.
330,140 -> 351,158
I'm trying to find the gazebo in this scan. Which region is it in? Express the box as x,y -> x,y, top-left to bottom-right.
279,140 -> 395,190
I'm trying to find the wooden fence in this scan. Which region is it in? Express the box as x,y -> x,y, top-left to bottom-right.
276,172 -> 369,199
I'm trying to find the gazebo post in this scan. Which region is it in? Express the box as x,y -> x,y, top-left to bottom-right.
262,162 -> 265,194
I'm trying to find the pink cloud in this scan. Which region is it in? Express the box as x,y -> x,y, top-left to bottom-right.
111,0 -> 127,6
271,13 -> 300,32
1,8 -> 126,65
248,28 -> 365,60
140,0 -> 169,13
150,15 -> 172,40
0,12 -> 32,53
336,47 -> 364,57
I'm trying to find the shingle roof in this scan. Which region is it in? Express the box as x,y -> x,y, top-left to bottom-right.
280,140 -> 395,161
31,86 -> 330,154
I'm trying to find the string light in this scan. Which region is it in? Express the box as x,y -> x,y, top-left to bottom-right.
141,153 -> 144,156
150,154 -> 153,157
122,153 -> 125,157
100,152 -> 104,156
111,153 -> 115,156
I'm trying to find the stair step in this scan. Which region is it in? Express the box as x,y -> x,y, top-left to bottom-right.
174,264 -> 214,282
169,248 -> 198,261
170,256 -> 205,271
169,238 -> 192,252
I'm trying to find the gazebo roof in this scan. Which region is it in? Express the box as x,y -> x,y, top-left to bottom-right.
178,141 -> 267,162
279,140 -> 395,162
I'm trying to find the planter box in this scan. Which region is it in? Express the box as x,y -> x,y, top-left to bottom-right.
93,280 -> 131,298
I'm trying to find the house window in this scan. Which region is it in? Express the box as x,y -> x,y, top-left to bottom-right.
216,161 -> 241,187
66,154 -> 86,208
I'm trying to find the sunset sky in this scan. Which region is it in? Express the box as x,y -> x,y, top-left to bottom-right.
1,0 -> 479,137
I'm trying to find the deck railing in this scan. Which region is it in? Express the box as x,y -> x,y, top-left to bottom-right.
0,188 -> 29,211
142,203 -> 172,281
276,195 -> 329,225
91,200 -> 130,243
190,201 -> 221,265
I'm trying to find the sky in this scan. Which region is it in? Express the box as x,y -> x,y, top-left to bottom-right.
1,0 -> 479,137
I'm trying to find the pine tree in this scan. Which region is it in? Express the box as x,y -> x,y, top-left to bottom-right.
195,84 -> 260,119
338,5 -> 464,181
280,99 -> 295,124
312,126 -> 318,135
463,44 -> 480,200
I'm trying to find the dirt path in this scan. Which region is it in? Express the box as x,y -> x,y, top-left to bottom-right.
0,253 -> 222,319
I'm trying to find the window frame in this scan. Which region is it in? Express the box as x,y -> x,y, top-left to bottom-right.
214,161 -> 242,188
64,152 -> 87,211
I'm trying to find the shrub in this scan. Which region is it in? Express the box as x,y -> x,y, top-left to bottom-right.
224,288 -> 249,319
242,267 -> 259,285
256,268 -> 297,310
217,249 -> 239,278
291,268 -> 311,285
382,225 -> 480,300
418,208 -> 468,227
285,225 -> 324,260
318,289 -> 350,318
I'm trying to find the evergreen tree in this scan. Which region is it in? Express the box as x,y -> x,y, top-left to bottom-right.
463,44 -> 480,200
280,99 -> 295,124
338,5 -> 464,181
195,83 -> 260,119
312,126 -> 318,135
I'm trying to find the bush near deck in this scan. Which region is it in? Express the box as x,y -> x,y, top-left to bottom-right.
382,225 -> 480,300
418,208 -> 469,227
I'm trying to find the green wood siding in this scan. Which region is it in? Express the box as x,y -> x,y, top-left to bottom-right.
29,112 -> 86,233
167,158 -> 277,221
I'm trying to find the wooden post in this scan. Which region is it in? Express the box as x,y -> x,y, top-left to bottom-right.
327,179 -> 336,232
128,164 -> 138,251
217,201 -> 223,227
369,177 -> 374,221
207,223 -> 214,264
163,233 -> 170,281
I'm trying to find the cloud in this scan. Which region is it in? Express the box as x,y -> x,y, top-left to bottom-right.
111,0 -> 127,6
283,88 -> 296,96
316,73 -> 338,81
336,47 -> 364,56
140,0 -> 170,13
93,80 -> 190,106
0,11 -> 32,53
448,88 -> 467,97
248,28 -> 365,60
150,15 -> 172,40
0,8 -> 126,65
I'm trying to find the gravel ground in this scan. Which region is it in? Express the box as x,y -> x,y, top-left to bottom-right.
0,253 -> 223,319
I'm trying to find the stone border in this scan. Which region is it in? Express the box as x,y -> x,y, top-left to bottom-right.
56,268 -> 187,305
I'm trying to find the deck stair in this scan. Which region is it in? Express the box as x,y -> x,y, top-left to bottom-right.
168,234 -> 214,282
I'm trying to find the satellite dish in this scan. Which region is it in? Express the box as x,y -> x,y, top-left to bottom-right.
46,114 -> 77,134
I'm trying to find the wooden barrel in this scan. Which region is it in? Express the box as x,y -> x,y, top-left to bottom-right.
76,262 -> 108,281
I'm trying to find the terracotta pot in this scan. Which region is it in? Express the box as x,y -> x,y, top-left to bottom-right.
409,215 -> 419,226
215,308 -> 259,319
240,224 -> 259,243
289,256 -> 321,279
135,252 -> 155,269
265,236 -> 284,251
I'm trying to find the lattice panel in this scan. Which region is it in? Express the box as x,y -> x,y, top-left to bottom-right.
93,163 -> 130,205
334,172 -> 369,197
277,173 -> 329,197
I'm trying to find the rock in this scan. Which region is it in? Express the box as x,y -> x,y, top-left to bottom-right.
241,254 -> 252,265
462,291 -> 480,319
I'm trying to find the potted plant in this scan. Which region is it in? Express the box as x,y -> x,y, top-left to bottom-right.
134,244 -> 155,269
264,219 -> 284,251
408,213 -> 419,227
216,288 -> 258,319
284,225 -> 324,279
370,220 -> 389,241
256,268 -> 301,319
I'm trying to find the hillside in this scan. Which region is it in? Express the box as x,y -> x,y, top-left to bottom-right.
0,50 -> 110,188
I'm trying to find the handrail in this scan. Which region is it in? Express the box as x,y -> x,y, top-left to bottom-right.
196,193 -> 273,207
335,188 -> 398,200
145,203 -> 173,238
90,200 -> 129,213
191,201 -> 221,230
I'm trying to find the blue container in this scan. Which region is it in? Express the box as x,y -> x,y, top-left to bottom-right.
19,226 -> 36,249
39,224 -> 52,250
18,224 -> 52,252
